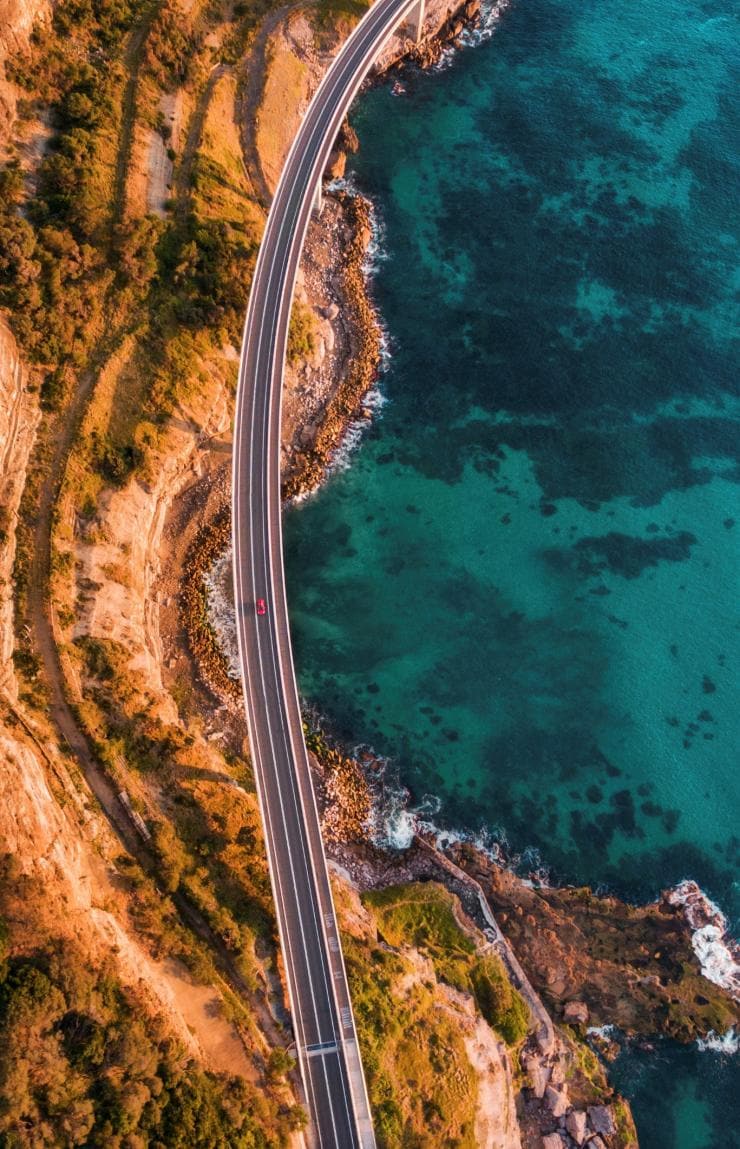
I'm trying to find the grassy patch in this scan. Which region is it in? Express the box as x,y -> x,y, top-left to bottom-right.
195,73 -> 263,232
469,955 -> 529,1046
343,937 -> 479,1149
288,299 -> 317,364
365,883 -> 528,1046
365,883 -> 475,991
255,37 -> 307,191
312,0 -> 372,31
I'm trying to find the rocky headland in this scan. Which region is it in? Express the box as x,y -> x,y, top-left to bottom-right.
1,0 -> 736,1143
316,744 -> 737,1148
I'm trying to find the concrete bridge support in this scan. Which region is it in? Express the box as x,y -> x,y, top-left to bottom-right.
313,177 -> 323,215
408,0 -> 425,43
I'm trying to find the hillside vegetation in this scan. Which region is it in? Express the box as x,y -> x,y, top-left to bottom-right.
338,881 -> 527,1149
0,0 -> 318,1140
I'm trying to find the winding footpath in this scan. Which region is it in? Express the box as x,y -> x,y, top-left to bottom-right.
231,0 -> 423,1143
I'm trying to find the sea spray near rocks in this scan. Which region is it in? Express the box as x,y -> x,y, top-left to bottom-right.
433,0 -> 511,69
667,880 -> 740,1000
586,1025 -> 619,1040
203,544 -> 241,684
305,178 -> 393,480
696,1027 -> 739,1054
326,384 -> 389,477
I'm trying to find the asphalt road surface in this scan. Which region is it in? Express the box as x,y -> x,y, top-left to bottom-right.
231,0 -> 422,1144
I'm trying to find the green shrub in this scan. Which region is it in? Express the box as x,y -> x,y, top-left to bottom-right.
469,955 -> 529,1046
287,300 -> 316,364
0,888 -> 281,1146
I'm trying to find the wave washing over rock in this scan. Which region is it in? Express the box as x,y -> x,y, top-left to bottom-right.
203,545 -> 241,682
363,749 -> 557,880
666,880 -> 740,1000
327,383 -> 388,476
696,1027 -> 739,1054
319,176 -> 392,478
586,1025 -> 619,1040
433,0 -> 512,71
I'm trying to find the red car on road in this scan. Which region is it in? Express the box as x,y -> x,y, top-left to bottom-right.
256,598 -> 267,616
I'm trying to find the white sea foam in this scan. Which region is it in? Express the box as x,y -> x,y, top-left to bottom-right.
666,880 -> 740,1000
696,1028 -> 739,1055
431,44 -> 458,72
203,545 -> 241,682
364,756 -> 529,869
322,184 -> 394,475
382,805 -> 418,850
432,0 -> 512,71
462,0 -> 512,45
326,386 -> 388,476
586,1024 -> 618,1040
361,205 -> 390,280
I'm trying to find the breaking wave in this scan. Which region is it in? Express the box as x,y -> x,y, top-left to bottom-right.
696,1028 -> 739,1055
203,545 -> 241,681
433,0 -> 513,72
666,880 -> 740,1000
328,385 -> 388,476
586,1024 -> 619,1040
361,749 -> 550,881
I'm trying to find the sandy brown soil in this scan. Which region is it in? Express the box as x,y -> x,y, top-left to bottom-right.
0,320 -> 39,700
0,714 -> 256,1077
0,0 -> 50,151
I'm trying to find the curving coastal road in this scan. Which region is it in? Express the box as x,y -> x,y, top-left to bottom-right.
231,0 -> 423,1144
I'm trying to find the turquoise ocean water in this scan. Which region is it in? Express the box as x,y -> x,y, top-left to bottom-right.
284,0 -> 739,1141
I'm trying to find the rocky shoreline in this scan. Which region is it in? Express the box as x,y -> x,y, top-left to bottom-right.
180,505 -> 242,706
282,186 -> 383,500
318,742 -> 737,1030
280,0 -> 490,500
317,747 -> 736,1148
182,0 -> 493,704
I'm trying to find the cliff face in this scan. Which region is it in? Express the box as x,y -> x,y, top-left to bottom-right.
0,319 -> 39,701
0,716 -> 257,1075
0,0 -> 51,147
71,368 -> 233,715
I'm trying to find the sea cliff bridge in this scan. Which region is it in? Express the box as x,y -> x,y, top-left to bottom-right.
231,0 -> 427,1144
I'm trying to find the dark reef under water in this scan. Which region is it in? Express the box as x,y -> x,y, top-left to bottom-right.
285,0 -> 739,1142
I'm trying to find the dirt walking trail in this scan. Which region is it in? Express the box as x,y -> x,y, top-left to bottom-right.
237,3 -> 301,208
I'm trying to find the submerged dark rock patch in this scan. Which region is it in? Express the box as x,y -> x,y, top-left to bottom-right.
545,530 -> 698,580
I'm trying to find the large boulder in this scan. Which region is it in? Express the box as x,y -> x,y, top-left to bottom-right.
588,1105 -> 617,1137
545,1085 -> 569,1118
563,1000 -> 589,1025
523,1054 -> 551,1099
549,1060 -> 565,1086
565,1109 -> 589,1145
542,1135 -> 566,1149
